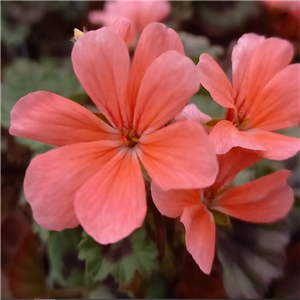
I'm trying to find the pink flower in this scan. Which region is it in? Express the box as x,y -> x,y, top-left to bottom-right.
89,0 -> 171,47
152,147 -> 294,274
174,103 -> 211,124
197,33 -> 300,160
10,21 -> 218,244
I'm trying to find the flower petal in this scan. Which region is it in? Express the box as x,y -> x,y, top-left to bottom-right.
134,51 -> 200,135
151,182 -> 201,218
9,91 -> 117,146
209,120 -> 266,155
231,33 -> 265,109
24,141 -> 121,231
249,130 -> 300,160
197,53 -> 235,109
138,121 -> 218,190
174,103 -> 211,124
72,27 -> 130,129
127,23 -> 184,118
211,170 -> 294,223
247,64 -> 300,131
245,37 -> 294,110
214,147 -> 261,190
110,17 -> 132,43
75,148 -> 146,244
181,204 -> 216,274
136,1 -> 171,30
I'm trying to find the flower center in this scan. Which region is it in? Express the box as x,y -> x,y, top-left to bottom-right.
233,113 -> 249,130
121,128 -> 139,147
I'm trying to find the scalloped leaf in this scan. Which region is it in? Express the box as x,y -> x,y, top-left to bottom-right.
48,228 -> 85,288
217,219 -> 290,299
79,228 -> 159,284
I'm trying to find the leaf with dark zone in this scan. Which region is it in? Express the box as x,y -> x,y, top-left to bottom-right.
48,227 -> 85,288
79,228 -> 159,284
217,219 -> 290,299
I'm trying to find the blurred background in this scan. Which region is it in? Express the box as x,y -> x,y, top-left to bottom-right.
1,1 -> 300,299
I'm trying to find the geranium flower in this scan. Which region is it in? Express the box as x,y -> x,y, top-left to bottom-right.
89,0 -> 171,47
197,33 -> 300,160
10,21 -> 218,244
152,147 -> 294,274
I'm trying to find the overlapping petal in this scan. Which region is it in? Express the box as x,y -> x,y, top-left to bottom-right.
127,23 -> 184,116
214,147 -> 261,190
245,37 -> 294,109
136,1 -> 171,30
248,131 -> 300,160
110,18 -> 131,43
211,170 -> 294,223
24,141 -> 121,231
9,91 -> 118,146
197,53 -> 235,109
75,148 -> 146,244
231,33 -> 265,109
138,121 -> 218,190
134,51 -> 200,135
181,204 -> 216,274
72,27 -> 130,129
174,104 -> 211,124
209,120 -> 266,155
151,183 -> 201,218
247,64 -> 300,131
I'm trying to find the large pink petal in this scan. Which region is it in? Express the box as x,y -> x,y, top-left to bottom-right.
209,120 -> 266,155
247,64 -> 300,131
151,182 -> 201,218
134,51 -> 200,135
181,204 -> 216,274
138,121 -> 218,190
214,147 -> 261,191
245,37 -> 294,111
127,23 -> 184,118
211,170 -> 294,223
249,130 -> 300,160
231,33 -> 265,109
197,53 -> 235,110
75,148 -> 146,244
24,141 -> 121,231
9,91 -> 117,146
72,27 -> 130,129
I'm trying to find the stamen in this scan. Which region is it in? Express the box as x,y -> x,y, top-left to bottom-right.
121,128 -> 139,147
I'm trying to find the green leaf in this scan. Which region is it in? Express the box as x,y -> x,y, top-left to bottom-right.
189,94 -> 225,119
48,228 -> 85,287
32,221 -> 50,243
1,58 -> 85,129
217,219 -> 289,298
79,228 -> 159,284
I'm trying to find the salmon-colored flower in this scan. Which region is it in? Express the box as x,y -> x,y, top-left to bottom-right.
10,21 -> 218,244
152,147 -> 294,274
89,0 -> 171,47
197,33 -> 300,160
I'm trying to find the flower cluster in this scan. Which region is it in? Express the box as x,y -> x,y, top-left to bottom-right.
10,15 -> 299,274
